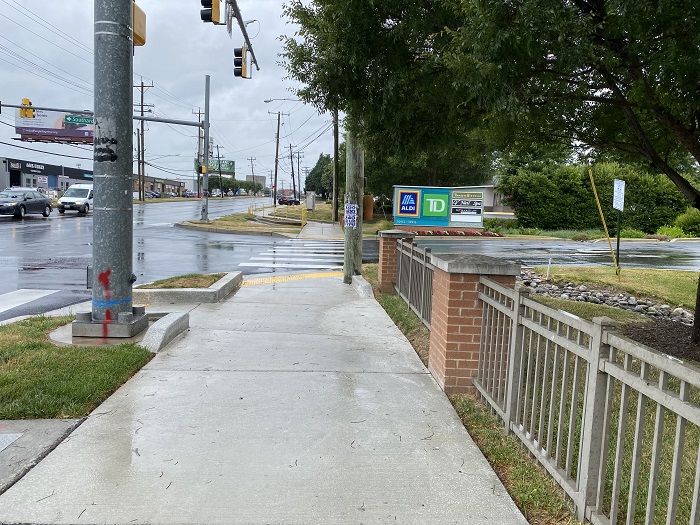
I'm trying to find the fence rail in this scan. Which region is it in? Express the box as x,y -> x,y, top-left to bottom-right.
474,275 -> 700,524
395,239 -> 433,328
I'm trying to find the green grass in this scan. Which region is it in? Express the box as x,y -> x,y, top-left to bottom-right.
451,394 -> 579,524
0,316 -> 153,419
539,266 -> 697,309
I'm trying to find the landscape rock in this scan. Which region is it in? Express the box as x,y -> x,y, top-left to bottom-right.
516,269 -> 694,326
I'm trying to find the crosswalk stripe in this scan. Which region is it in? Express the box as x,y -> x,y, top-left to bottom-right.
238,262 -> 342,269
0,289 -> 59,314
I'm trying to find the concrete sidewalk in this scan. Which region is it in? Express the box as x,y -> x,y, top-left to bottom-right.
0,273 -> 527,525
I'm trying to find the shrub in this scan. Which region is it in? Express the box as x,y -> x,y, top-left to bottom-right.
619,228 -> 646,238
656,225 -> 687,238
674,208 -> 700,237
497,162 -> 687,233
571,233 -> 590,241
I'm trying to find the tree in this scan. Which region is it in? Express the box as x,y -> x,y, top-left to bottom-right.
440,0 -> 700,206
304,153 -> 332,198
280,0 -> 493,189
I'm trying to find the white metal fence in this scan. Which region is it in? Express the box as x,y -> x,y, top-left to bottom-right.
476,276 -> 700,524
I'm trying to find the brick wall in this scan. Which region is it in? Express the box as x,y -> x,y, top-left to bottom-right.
427,258 -> 518,395
377,230 -> 415,294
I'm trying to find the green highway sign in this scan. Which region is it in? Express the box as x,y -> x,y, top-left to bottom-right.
64,115 -> 94,125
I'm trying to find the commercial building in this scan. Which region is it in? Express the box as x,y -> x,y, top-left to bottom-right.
0,157 -> 185,195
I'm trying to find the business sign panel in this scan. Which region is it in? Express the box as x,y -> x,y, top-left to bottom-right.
393,185 -> 484,228
194,158 -> 236,175
15,110 -> 94,142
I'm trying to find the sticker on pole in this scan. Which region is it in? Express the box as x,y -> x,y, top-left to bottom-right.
344,203 -> 359,230
613,179 -> 625,211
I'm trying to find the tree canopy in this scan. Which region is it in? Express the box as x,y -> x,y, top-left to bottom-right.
281,0 -> 700,206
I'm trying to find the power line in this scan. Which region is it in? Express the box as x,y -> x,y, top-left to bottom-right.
0,140 -> 93,160
2,0 -> 93,55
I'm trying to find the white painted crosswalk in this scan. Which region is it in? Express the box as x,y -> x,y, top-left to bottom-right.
0,289 -> 59,314
238,240 -> 345,270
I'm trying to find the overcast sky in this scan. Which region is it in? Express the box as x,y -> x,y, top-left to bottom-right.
0,0 -> 334,190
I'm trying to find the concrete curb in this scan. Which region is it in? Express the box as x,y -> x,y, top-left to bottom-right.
133,272 -> 243,304
351,275 -> 373,298
140,312 -> 190,353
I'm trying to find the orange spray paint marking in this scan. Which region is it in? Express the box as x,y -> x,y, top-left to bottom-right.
98,268 -> 112,338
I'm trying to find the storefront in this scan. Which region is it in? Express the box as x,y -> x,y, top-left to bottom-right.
1,157 -> 185,195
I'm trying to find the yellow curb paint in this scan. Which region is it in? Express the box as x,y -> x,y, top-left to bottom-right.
242,271 -> 343,287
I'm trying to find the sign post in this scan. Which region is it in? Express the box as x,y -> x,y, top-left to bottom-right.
613,179 -> 625,275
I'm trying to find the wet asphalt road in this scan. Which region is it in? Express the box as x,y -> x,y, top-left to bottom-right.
0,197 -> 291,320
417,237 -> 700,271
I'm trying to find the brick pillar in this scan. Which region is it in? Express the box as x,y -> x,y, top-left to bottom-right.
377,230 -> 415,294
427,254 -> 520,395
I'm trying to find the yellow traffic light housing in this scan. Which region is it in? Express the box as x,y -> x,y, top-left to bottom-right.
19,98 -> 34,118
133,2 -> 146,46
200,0 -> 220,24
234,45 -> 247,79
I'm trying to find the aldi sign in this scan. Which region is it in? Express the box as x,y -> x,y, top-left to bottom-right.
393,185 -> 484,228
397,190 -> 420,216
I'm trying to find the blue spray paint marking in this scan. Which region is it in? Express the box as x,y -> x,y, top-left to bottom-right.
93,298 -> 131,308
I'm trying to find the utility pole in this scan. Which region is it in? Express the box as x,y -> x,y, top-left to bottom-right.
134,78 -> 153,201
343,132 -> 364,284
216,145 -> 224,196
289,144 -> 297,199
193,107 -> 204,196
247,156 -> 256,177
272,112 -> 281,205
296,151 -> 303,198
332,109 -> 339,221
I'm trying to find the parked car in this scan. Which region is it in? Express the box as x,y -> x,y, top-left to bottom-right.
167,192 -> 178,197
211,189 -> 222,197
278,195 -> 300,205
57,183 -> 93,214
0,188 -> 52,218
226,190 -> 235,197
183,191 -> 196,198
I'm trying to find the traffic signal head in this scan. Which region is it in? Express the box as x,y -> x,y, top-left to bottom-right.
234,45 -> 247,78
200,0 -> 220,24
19,98 -> 34,118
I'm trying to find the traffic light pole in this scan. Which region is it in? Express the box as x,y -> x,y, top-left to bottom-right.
73,0 -> 148,338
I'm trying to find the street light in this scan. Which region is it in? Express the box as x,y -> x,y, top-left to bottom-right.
264,98 -> 301,103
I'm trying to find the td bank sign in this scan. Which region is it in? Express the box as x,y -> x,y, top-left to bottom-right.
423,193 -> 449,217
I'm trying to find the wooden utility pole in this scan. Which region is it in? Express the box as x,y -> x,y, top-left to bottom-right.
332,110 -> 339,221
343,132 -> 364,284
296,151 -> 303,198
290,144 -> 297,199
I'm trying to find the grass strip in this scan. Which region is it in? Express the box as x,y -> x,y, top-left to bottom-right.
0,316 -> 153,419
363,264 -> 580,524
136,273 -> 225,289
451,394 -> 579,525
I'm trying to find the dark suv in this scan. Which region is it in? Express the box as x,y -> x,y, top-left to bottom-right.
278,195 -> 300,205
